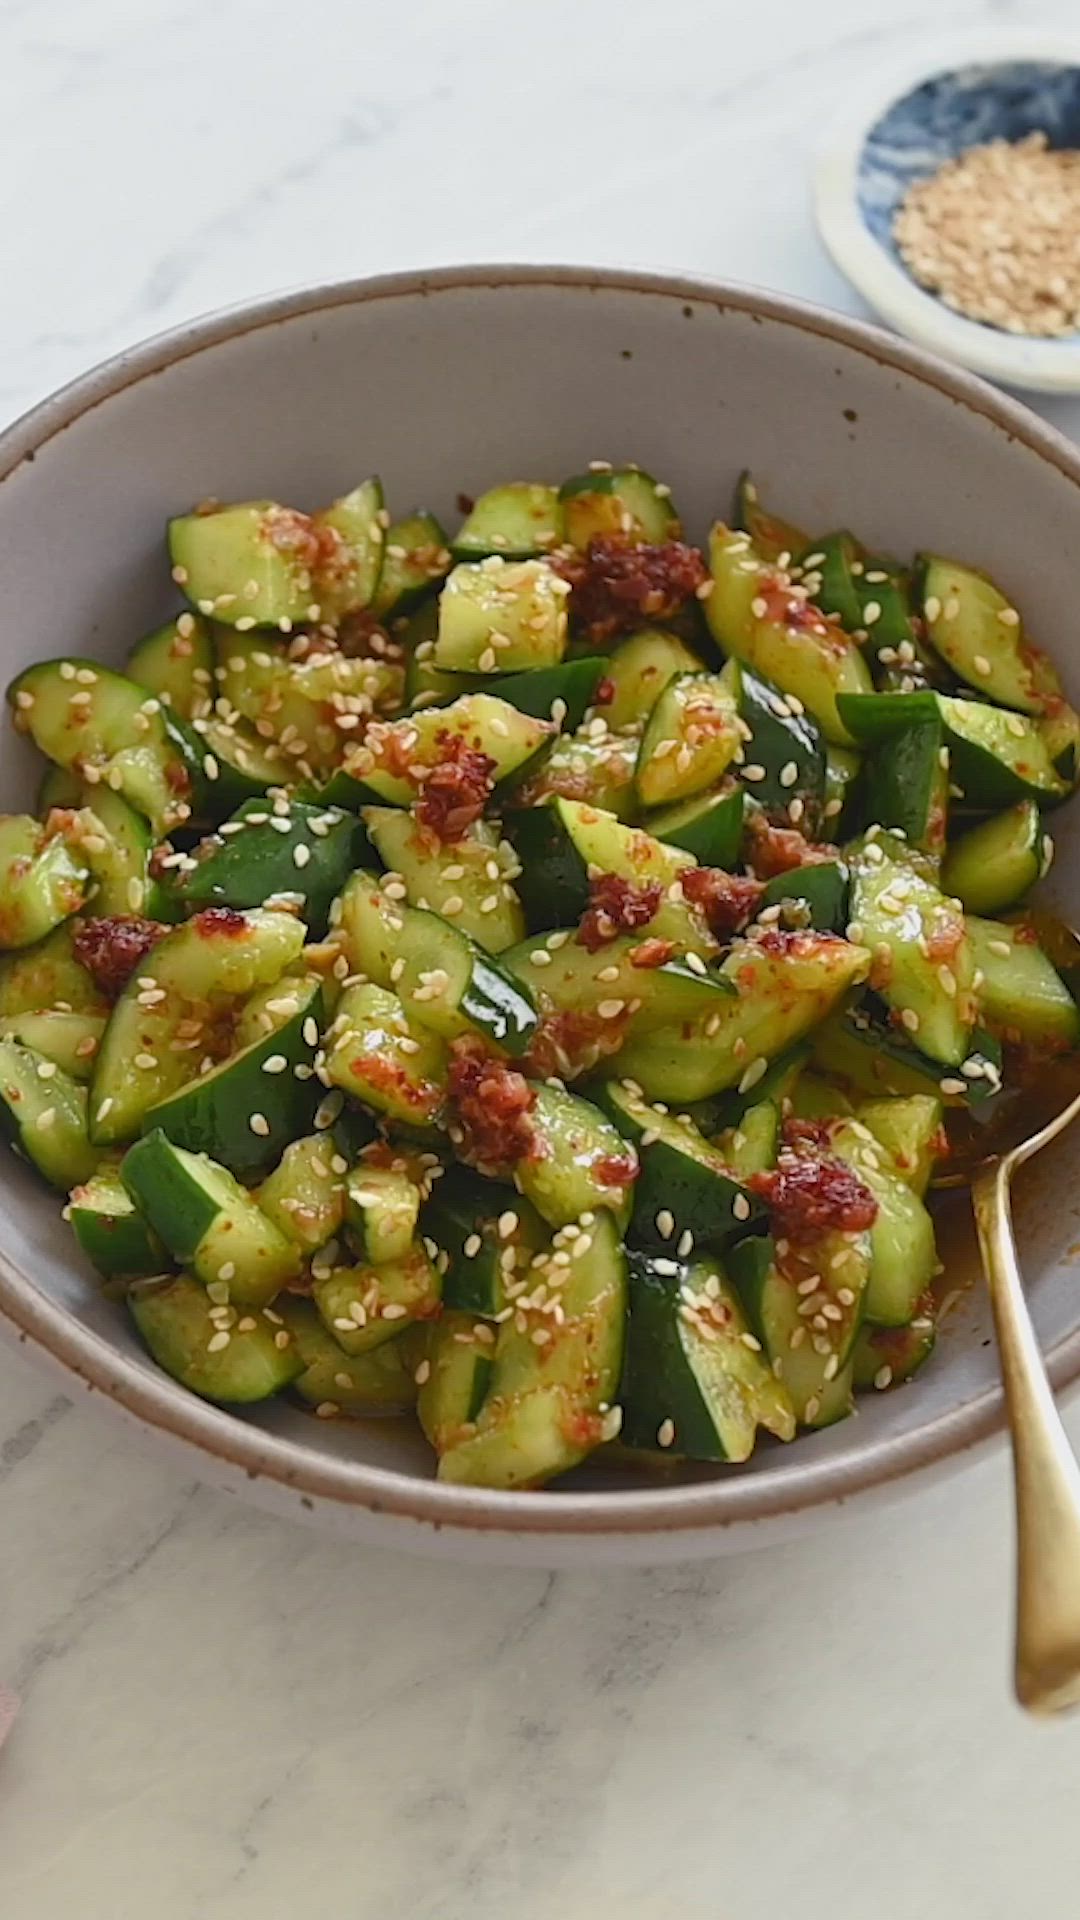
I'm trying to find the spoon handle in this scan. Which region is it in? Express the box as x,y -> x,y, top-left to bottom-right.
972,1159 -> 1080,1713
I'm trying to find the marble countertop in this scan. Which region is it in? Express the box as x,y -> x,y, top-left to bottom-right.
4,1 -> 1080,1913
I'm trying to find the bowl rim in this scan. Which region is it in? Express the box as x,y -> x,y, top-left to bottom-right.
812,28 -> 1080,395
4,259 -> 1080,1541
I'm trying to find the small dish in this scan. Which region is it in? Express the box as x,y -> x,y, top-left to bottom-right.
815,32 -> 1080,393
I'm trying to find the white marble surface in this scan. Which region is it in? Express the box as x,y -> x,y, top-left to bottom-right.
4,0 -> 1080,1913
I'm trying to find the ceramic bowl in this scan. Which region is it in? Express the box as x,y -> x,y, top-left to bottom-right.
815,33 -> 1080,393
3,265 -> 1080,1565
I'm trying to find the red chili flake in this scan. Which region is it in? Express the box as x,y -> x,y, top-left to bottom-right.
749,926 -> 847,960
351,1052 -> 442,1123
924,913 -> 965,963
593,1151 -> 638,1189
523,1007 -> 629,1080
745,815 -> 835,878
680,866 -> 763,938
756,575 -> 847,655
164,756 -> 192,796
1011,920 -> 1040,946
577,873 -> 663,950
593,676 -> 616,707
448,1036 -> 537,1170
629,936 -> 677,969
553,536 -> 708,642
337,609 -> 392,658
262,505 -> 341,575
415,731 -> 496,842
194,906 -> 249,938
456,492 -> 475,516
749,1119 -> 878,1241
72,915 -> 169,1000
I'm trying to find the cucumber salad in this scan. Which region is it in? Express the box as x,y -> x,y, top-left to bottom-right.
1,463 -> 1078,1490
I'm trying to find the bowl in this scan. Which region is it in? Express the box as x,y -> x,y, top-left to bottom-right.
814,33 -> 1080,393
3,264 -> 1080,1565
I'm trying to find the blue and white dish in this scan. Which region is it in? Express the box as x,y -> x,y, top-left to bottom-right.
815,34 -> 1080,393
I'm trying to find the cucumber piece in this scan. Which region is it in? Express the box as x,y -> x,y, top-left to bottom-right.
450,483 -> 561,561
861,720 -> 948,858
940,800 -> 1044,914
504,796 -> 709,951
0,1039 -> 100,1188
121,1131 -> 301,1306
836,691 -> 1068,809
602,628 -> 707,730
512,725 -> 640,821
515,1084 -> 636,1228
758,858 -> 850,933
324,981 -> 447,1130
8,659 -> 196,836
257,1133 -> 347,1253
857,563 -> 943,689
853,1305 -> 937,1390
821,742 -> 862,842
504,931 -> 734,1038
827,1117 -> 937,1326
812,1002 -> 1003,1107
594,1078 -> 764,1248
178,707 -> 295,818
802,530 -> 864,631
435,559 -> 569,674
729,1230 -> 869,1428
635,671 -> 741,809
437,1211 -> 627,1489
0,814 -> 88,948
1038,702 -> 1080,787
967,916 -> 1080,1049
0,923 -> 102,1017
312,478 -> 386,620
647,787 -> 745,866
787,1071 -> 854,1121
699,1042 -> 813,1133
332,692 -> 554,808
176,798 -> 364,933
142,974 -> 323,1179
417,1313 -> 496,1453
714,1098 -> 781,1178
129,1273 -> 303,1403
0,1008 -> 104,1080
312,1242 -> 440,1354
68,1162 -> 165,1277
89,906 -> 307,1147
422,1168 -> 547,1316
127,613 -> 215,718
169,501 -> 319,629
612,930 -> 870,1101
278,1297 -> 417,1415
622,1250 -> 795,1460
372,511 -> 450,619
559,467 -> 680,548
362,808 -> 524,955
855,1094 -> 944,1197
919,556 -> 1064,715
39,773 -> 169,921
217,632 -> 403,777
337,872 -> 537,1056
849,836 -> 975,1066
732,471 -> 808,565
345,1163 -> 423,1266
706,526 -> 873,745
721,658 -> 827,826
486,657 -> 606,732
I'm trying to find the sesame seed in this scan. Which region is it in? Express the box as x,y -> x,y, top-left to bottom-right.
940,1077 -> 967,1095
676,1229 -> 694,1258
862,601 -> 882,625
923,594 -> 942,623
741,763 -> 766,782
657,1418 -> 676,1449
874,1365 -> 893,1391
597,999 -> 625,1020
737,1057 -> 767,1095
249,1112 -> 271,1136
972,654 -> 991,677
900,1007 -> 921,1033
207,1331 -> 231,1353
732,1193 -> 752,1221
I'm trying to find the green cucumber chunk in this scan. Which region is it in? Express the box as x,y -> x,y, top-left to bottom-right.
325,981 -> 447,1130
622,1250 -> 795,1460
0,1008 -> 105,1080
372,511 -> 450,619
417,1313 -> 495,1453
312,1241 -> 440,1354
346,1162 -> 423,1266
860,720 -> 948,857
121,1130 -> 301,1306
504,931 -> 733,1044
593,1078 -> 764,1249
602,628 -> 707,730
422,1167 -> 547,1316
800,530 -> 863,631
257,1133 -> 347,1253
336,871 -> 537,1056
853,1306 -> 937,1390
635,672 -> 741,809
647,787 -> 745,866
849,836 -> 975,1066
826,1118 -> 937,1326
504,795 -> 709,951
8,658 -> 196,836
450,483 -> 561,561
334,692 -> 553,807
941,801 -> 1045,914
312,478 -> 386,620
967,916 -> 1080,1049
363,808 -> 524,956
515,1084 -> 636,1229
513,724 -> 640,821
436,559 -> 569,673
836,690 -> 1067,808
812,1003 -> 1003,1107
559,467 -> 679,548
39,774 -> 168,920
217,631 -> 402,778
129,1273 -> 303,1404
721,657 -> 826,827
68,1162 -> 165,1276
0,814 -> 88,948
278,1297 -> 417,1415
758,858 -> 850,934
127,613 -> 215,718
0,923 -> 103,1017
437,1211 -> 627,1489
920,556 -> 1063,714
854,1094 -> 944,1197
729,1230 -> 869,1428
169,501 -> 318,628
0,1038 -> 100,1188
176,798 -> 364,933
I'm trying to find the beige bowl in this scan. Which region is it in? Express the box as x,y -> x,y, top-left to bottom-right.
2,266 -> 1079,1564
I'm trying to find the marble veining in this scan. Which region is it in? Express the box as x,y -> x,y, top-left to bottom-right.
4,0 -> 1080,1913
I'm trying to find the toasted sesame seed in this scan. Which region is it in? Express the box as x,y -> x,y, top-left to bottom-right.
249,1112 -> 271,1136
972,654 -> 991,677
207,1331 -> 232,1353
657,1418 -> 676,1449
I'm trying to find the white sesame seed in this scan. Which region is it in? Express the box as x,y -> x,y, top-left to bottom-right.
874,1365 -> 893,1391
249,1113 -> 271,1136
657,1418 -> 676,1449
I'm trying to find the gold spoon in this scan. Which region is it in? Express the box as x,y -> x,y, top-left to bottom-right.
938,911 -> 1080,1715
